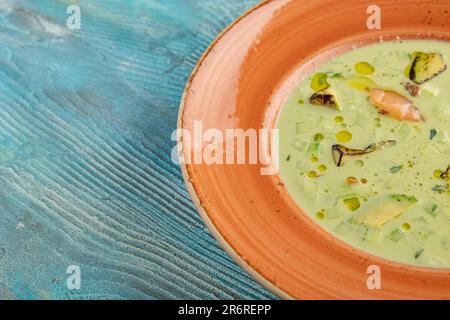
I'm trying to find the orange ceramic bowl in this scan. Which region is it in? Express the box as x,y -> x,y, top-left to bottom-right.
178,0 -> 450,299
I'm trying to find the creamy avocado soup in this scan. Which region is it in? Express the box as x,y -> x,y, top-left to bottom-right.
279,40 -> 450,267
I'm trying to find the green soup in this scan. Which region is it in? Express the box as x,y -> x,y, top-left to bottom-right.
278,40 -> 450,267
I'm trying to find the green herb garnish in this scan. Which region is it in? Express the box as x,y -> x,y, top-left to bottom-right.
432,184 -> 449,193
415,248 -> 424,259
389,165 -> 403,174
424,203 -> 440,217
308,142 -> 321,154
430,128 -> 438,140
387,228 -> 404,242
331,73 -> 343,79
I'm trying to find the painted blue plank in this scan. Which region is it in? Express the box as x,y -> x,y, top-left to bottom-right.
0,0 -> 275,299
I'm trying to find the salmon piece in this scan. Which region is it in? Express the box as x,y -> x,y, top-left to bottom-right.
369,88 -> 424,121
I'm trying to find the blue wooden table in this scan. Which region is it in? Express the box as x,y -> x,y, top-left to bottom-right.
0,0 -> 275,299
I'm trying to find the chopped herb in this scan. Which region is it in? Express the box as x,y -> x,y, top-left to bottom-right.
331,72 -> 343,79
387,228 -> 404,242
390,194 -> 418,204
430,128 -> 438,140
424,203 -> 440,217
389,165 -> 403,174
286,155 -> 291,162
432,184 -> 449,193
308,142 -> 321,154
415,248 -> 424,259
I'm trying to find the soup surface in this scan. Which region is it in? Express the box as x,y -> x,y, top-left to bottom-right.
279,40 -> 450,267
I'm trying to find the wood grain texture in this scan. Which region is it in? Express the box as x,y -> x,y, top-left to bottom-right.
0,0 -> 275,299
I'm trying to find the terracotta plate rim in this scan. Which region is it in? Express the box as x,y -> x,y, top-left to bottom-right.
176,0 -> 293,299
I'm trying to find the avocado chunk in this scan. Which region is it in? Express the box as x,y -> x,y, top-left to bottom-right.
409,52 -> 447,84
354,195 -> 418,227
309,88 -> 341,110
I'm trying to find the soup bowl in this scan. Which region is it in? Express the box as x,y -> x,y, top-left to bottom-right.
178,0 -> 450,299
